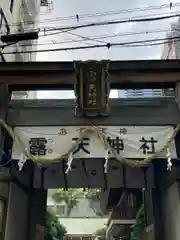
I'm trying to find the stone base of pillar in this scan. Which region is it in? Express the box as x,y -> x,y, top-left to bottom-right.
34,224 -> 45,240
138,225 -> 154,240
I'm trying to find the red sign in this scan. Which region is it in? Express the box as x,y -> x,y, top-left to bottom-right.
59,128 -> 67,135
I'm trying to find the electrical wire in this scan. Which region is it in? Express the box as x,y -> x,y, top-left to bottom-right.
37,11 -> 180,35
4,2 -> 180,27
37,13 -> 180,33
2,36 -> 180,54
38,10 -> 180,28
122,39 -> 176,47
1,28 -> 174,49
38,26 -> 173,39
4,12 -> 180,37
66,32 -> 108,44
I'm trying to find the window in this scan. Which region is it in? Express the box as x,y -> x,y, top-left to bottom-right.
40,0 -> 48,7
56,205 -> 65,216
0,8 -> 10,36
10,0 -> 14,13
0,52 -> 5,62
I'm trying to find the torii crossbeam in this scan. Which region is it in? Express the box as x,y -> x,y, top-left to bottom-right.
0,60 -> 180,90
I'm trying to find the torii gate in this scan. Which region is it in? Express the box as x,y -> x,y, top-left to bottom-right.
0,60 -> 180,240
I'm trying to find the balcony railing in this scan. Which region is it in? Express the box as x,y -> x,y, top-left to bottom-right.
110,204 -> 137,220
107,190 -> 142,227
11,91 -> 28,99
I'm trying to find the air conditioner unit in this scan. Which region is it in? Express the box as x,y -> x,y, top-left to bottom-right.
40,0 -> 48,6
23,0 -> 40,19
40,0 -> 54,11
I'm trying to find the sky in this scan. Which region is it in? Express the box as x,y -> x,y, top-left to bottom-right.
35,0 -> 180,98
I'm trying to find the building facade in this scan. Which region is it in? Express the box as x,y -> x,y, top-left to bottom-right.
161,19 -> 180,59
160,18 -> 180,97
0,0 -> 49,99
0,0 -> 41,62
47,190 -> 104,218
123,89 -> 164,98
119,21 -> 180,99
47,190 -> 107,240
161,32 -> 176,59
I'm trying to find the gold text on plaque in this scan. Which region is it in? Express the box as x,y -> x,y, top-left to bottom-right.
87,70 -> 97,82
88,84 -> 97,105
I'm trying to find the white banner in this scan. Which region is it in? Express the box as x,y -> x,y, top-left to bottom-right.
12,126 -> 177,160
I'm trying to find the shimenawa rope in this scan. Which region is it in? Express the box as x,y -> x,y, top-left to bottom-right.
0,119 -> 179,172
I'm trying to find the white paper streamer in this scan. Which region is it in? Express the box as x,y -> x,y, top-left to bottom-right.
166,147 -> 172,171
18,151 -> 27,171
65,152 -> 73,174
104,148 -> 109,173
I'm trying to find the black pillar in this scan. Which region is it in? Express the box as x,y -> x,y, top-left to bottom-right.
0,84 -> 11,240
4,162 -> 34,240
152,160 -> 166,240
29,188 -> 47,240
143,162 -> 165,240
0,84 -> 11,164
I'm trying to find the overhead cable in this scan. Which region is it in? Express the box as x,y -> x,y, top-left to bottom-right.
4,2 -> 180,27
8,13 -> 180,37
0,28 -> 174,48
2,36 -> 180,54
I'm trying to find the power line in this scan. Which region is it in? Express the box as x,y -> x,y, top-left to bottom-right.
4,2 -> 180,27
115,39 -> 176,47
36,11 -> 180,35
38,2 -> 180,21
8,12 -> 180,37
2,36 -> 180,54
40,14 -> 180,32
60,31 -> 108,44
0,28 -> 173,48
39,27 -> 176,43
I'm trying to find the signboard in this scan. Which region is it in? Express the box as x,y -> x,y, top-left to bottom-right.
12,126 -> 177,160
74,60 -> 109,116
